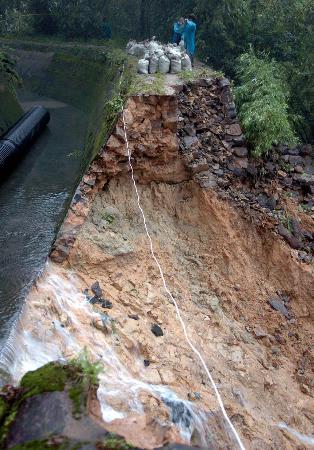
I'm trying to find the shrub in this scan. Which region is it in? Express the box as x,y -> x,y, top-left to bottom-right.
234,47 -> 299,156
0,51 -> 21,91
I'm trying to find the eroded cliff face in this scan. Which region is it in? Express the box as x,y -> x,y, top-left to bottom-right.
4,77 -> 314,450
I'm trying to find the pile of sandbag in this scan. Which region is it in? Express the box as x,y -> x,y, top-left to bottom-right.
127,39 -> 192,75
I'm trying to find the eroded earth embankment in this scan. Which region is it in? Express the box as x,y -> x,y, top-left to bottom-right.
2,78 -> 314,450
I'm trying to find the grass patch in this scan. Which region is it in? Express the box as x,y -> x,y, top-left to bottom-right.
101,434 -> 134,450
179,66 -> 218,83
129,72 -> 166,95
69,350 -> 103,418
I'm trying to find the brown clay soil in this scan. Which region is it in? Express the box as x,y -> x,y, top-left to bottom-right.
13,83 -> 314,449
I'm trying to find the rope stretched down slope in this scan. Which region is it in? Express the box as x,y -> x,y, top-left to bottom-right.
121,108 -> 246,450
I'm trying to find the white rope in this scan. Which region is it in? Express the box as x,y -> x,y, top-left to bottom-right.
121,110 -> 246,450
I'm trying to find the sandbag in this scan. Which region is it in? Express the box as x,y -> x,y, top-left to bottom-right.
149,55 -> 159,74
170,58 -> 182,74
182,54 -> 192,71
148,41 -> 163,55
179,39 -> 186,52
126,40 -> 136,52
129,43 -> 147,58
138,59 -> 149,75
158,55 -> 170,74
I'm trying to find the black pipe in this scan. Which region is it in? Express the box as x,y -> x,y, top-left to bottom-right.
0,106 -> 50,173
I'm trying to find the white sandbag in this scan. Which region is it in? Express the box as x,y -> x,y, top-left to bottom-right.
126,40 -> 136,52
149,55 -> 159,74
182,54 -> 192,71
170,58 -> 182,74
129,43 -> 146,57
155,48 -> 165,58
166,46 -> 182,61
138,58 -> 149,75
158,54 -> 170,74
148,41 -> 163,54
179,39 -> 186,52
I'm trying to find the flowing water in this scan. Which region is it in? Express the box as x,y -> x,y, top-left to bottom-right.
0,263 -> 236,448
0,90 -> 88,346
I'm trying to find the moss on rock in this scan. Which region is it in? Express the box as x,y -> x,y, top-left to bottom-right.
20,363 -> 67,399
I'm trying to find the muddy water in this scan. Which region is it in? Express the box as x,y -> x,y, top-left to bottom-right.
0,90 -> 87,345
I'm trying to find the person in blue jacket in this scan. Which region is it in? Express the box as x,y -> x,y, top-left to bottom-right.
172,17 -> 185,45
183,14 -> 197,66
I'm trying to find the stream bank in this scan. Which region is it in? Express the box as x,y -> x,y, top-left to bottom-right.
0,40 -> 124,346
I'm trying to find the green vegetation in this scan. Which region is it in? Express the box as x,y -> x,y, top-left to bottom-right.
20,362 -> 67,397
0,51 -> 21,90
180,66 -> 218,83
0,49 -> 22,135
234,48 -> 298,156
101,433 -> 134,450
69,350 -> 102,418
0,88 -> 23,136
129,72 -> 166,95
0,359 -> 103,446
1,0 -> 312,150
71,350 -> 103,386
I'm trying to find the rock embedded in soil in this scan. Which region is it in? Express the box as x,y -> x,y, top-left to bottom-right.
151,324 -> 164,337
268,297 -> 291,319
101,299 -> 113,309
129,314 -> 140,320
277,224 -> 303,249
91,281 -> 102,298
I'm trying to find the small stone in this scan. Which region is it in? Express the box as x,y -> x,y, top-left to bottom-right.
300,384 -> 310,395
300,144 -> 312,156
128,314 -> 139,321
188,392 -> 201,401
190,158 -> 209,174
91,281 -> 102,298
233,147 -> 248,158
268,297 -> 291,319
184,124 -> 196,136
89,296 -> 99,305
225,123 -> 242,136
208,294 -> 220,312
277,170 -> 287,178
272,346 -> 281,355
151,324 -> 164,337
183,136 -> 199,148
101,299 -> 113,309
264,375 -> 274,390
253,328 -> 267,339
278,224 -> 303,249
294,165 -> 304,174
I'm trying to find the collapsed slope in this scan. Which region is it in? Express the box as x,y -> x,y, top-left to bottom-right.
3,76 -> 314,449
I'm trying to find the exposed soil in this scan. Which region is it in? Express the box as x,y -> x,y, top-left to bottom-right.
9,77 -> 314,449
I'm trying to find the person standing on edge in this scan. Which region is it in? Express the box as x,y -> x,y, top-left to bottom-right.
172,17 -> 185,45
183,14 -> 197,66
